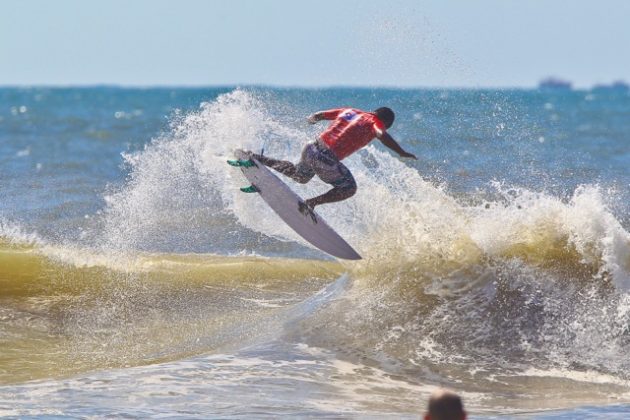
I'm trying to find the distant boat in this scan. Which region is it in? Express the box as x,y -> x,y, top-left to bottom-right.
539,77 -> 572,91
592,80 -> 629,93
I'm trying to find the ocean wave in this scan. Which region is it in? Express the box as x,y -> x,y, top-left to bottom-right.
2,88 -> 629,395
87,89 -> 629,292
0,234 -> 341,384
0,236 -> 342,295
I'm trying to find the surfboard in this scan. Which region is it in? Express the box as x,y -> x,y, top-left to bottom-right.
230,150 -> 361,260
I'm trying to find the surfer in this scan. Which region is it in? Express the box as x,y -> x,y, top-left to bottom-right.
241,107 -> 416,216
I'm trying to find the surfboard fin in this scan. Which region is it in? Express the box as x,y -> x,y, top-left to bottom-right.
227,159 -> 256,168
240,185 -> 260,193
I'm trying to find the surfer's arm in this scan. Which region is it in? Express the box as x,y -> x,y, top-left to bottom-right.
307,109 -> 342,124
377,131 -> 417,159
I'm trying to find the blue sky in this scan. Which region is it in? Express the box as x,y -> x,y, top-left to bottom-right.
2,0 -> 629,87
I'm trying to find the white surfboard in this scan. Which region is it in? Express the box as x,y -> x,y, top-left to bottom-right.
232,150 -> 361,260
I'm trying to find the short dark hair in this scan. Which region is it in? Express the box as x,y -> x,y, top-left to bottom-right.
427,389 -> 465,420
374,107 -> 395,129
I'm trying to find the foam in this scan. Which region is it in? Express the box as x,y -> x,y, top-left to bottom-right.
468,183 -> 630,289
0,217 -> 42,246
84,89 -> 629,291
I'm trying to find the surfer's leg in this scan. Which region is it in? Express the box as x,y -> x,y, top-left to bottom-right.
249,146 -> 315,184
307,157 -> 357,208
307,178 -> 357,208
306,184 -> 356,208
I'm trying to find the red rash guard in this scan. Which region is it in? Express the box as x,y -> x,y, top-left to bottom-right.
319,108 -> 385,160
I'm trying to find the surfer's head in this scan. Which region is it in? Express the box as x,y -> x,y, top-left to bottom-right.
374,107 -> 395,129
425,389 -> 466,420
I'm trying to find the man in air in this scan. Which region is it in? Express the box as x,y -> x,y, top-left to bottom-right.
232,107 -> 416,218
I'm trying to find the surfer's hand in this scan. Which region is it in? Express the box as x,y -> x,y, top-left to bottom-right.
307,114 -> 320,124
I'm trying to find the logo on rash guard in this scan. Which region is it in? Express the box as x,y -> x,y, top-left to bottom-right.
341,110 -> 357,121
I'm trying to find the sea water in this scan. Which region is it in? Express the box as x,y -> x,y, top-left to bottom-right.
0,86 -> 629,418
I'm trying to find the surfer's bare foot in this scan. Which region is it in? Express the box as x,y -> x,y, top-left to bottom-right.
298,200 -> 317,224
